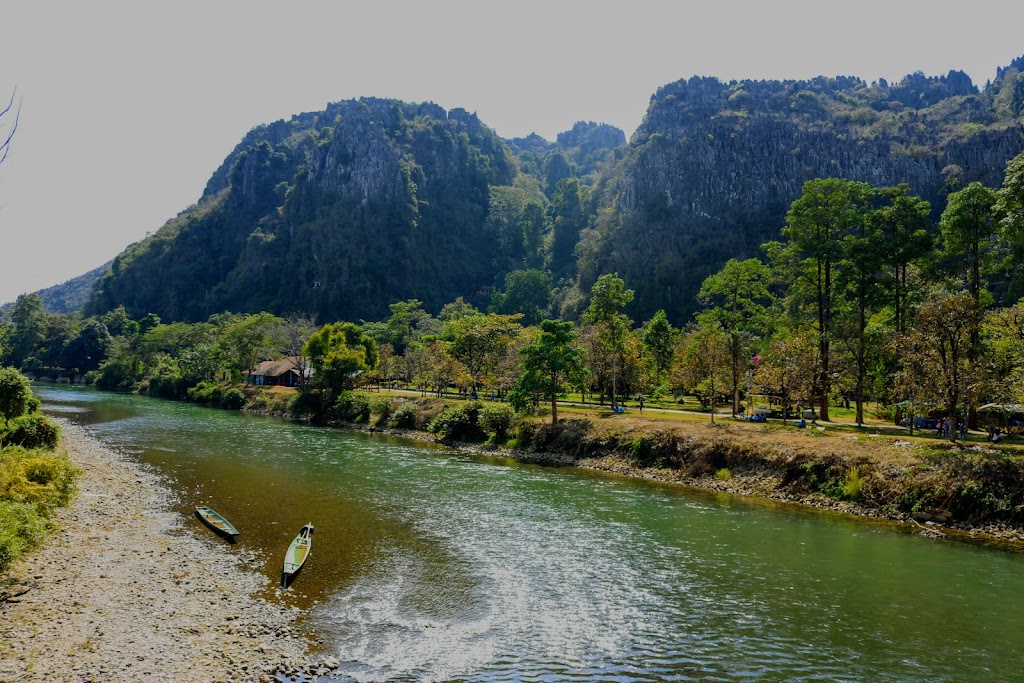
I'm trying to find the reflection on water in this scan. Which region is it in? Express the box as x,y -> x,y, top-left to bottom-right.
39,384 -> 1024,682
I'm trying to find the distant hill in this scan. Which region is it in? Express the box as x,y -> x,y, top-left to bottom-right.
85,57 -> 1024,326
1,261 -> 108,318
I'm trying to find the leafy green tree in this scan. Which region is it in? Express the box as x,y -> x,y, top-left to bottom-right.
219,312 -> 285,378
305,322 -> 379,400
937,182 -> 999,370
583,273 -> 634,408
894,293 -> 979,437
0,367 -> 33,426
752,327 -> 818,426
447,313 -> 523,391
640,310 -> 676,385
8,294 -> 46,368
835,207 -> 887,425
875,184 -> 933,335
509,319 -> 588,425
783,178 -> 873,421
698,258 -> 773,414
521,202 -> 548,269
549,178 -> 588,277
491,269 -> 552,325
676,321 -> 730,423
61,320 -> 112,375
996,151 -> 1024,299
385,299 -> 434,353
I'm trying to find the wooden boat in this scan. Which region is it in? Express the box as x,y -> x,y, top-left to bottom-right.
195,505 -> 240,542
282,523 -> 314,585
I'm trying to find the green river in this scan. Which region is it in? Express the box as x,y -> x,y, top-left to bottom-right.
38,385 -> 1024,682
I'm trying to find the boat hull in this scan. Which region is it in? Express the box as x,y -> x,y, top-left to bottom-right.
281,524 -> 314,586
195,506 -> 239,542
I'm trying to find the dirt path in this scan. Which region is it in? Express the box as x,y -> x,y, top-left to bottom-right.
0,421 -> 333,682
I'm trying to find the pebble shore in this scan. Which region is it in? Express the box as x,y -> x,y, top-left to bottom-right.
0,421 -> 329,683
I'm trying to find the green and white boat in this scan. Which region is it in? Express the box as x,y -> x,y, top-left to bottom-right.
195,505 -> 240,542
282,523 -> 314,585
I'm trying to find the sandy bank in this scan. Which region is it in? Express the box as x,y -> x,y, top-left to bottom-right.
0,421 -> 327,683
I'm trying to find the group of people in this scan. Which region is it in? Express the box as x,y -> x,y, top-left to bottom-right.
934,418 -> 968,441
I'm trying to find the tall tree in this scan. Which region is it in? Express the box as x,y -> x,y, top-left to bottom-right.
640,309 -> 676,385
937,182 -> 999,372
875,184 -> 933,335
583,273 -> 634,408
509,319 -> 588,425
996,151 -> 1024,299
698,258 -> 773,415
447,313 -> 523,391
305,322 -> 379,401
8,294 -> 46,368
783,178 -> 873,421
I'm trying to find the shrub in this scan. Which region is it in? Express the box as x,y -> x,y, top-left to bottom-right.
1,414 -> 61,451
219,388 -> 246,410
0,367 -> 33,426
289,391 -> 324,420
716,467 -> 733,481
391,404 -> 418,429
0,500 -> 50,574
147,357 -> 188,399
843,467 -> 864,501
369,396 -> 395,427
334,391 -> 371,423
186,381 -> 223,405
428,401 -> 486,442
480,404 -> 514,440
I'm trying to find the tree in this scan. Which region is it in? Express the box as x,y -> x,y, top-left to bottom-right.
509,320 -> 588,425
698,258 -> 773,414
61,320 -> 112,375
641,309 -> 676,385
549,178 -> 588,276
1,89 -> 20,166
894,293 -> 980,438
385,299 -> 434,353
447,313 -> 523,391
783,178 -> 874,421
676,322 -> 729,423
491,269 -> 552,326
937,182 -> 999,362
0,367 -> 33,426
996,152 -> 1024,299
304,322 -> 379,400
752,328 -> 818,426
219,312 -> 285,378
875,184 -> 932,335
8,294 -> 46,368
583,273 -> 634,408
835,207 -> 886,425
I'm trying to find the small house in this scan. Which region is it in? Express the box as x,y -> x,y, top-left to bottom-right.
248,357 -> 307,388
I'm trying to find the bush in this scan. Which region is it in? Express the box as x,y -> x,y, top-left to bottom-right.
716,467 -> 733,481
1,414 -> 61,450
186,381 -> 223,405
289,390 -> 324,420
428,401 -> 486,442
147,357 -> 188,399
219,388 -> 246,410
480,404 -> 514,440
369,396 -> 395,427
843,467 -> 865,501
391,404 -> 418,429
0,500 -> 50,574
334,391 -> 371,423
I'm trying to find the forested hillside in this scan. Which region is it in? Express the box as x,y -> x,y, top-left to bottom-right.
83,58 -> 1024,325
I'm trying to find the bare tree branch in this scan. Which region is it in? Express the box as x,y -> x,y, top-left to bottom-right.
0,88 -> 21,166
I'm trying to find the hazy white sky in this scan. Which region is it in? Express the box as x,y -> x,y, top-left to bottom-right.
1,0 -> 1022,305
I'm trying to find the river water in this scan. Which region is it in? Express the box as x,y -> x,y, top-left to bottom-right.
38,384 -> 1024,682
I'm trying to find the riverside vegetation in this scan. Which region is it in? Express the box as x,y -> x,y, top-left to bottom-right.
4,59 -> 1024,542
0,368 -> 74,574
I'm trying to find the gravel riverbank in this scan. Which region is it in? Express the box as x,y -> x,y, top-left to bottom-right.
0,421 -> 325,683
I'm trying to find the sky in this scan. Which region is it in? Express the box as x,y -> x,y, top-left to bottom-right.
1,0 -> 1023,305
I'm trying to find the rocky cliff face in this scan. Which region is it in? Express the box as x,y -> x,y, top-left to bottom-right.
582,69 -> 1024,323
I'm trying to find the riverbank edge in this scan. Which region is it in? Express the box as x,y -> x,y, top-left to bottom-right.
296,406 -> 1024,550
0,420 -> 342,683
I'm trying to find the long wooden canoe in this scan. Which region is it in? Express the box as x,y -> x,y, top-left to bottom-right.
282,523 -> 314,584
195,505 -> 240,542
